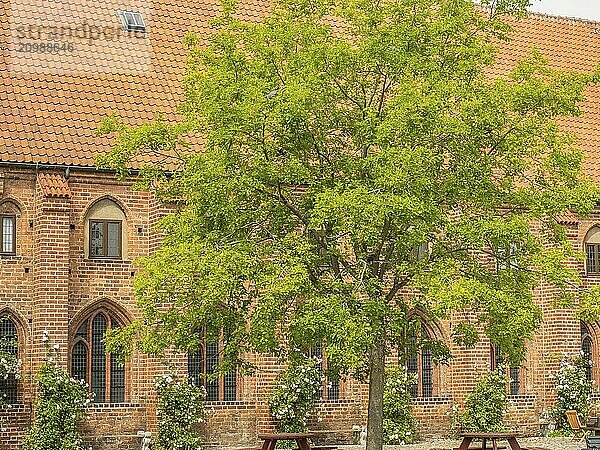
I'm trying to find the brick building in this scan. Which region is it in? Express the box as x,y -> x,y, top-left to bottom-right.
1,2 -> 600,449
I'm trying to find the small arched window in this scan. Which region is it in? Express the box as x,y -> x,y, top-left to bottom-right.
403,323 -> 435,398
84,199 -> 127,259
188,333 -> 237,402
0,317 -> 18,404
582,322 -> 594,382
71,312 -> 125,403
585,227 -> 600,274
0,202 -> 20,255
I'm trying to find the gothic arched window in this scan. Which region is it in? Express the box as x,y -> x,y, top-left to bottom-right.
582,322 -> 594,382
403,323 -> 435,398
0,317 -> 18,404
188,334 -> 237,402
71,312 -> 125,403
490,344 -> 521,395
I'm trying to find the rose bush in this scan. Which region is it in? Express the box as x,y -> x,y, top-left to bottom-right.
549,354 -> 592,433
458,370 -> 509,433
269,355 -> 323,433
22,338 -> 92,450
154,374 -> 207,450
382,366 -> 417,445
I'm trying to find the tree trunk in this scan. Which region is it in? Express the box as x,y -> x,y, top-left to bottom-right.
366,335 -> 386,450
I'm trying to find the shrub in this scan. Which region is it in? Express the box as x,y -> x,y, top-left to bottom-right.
21,341 -> 92,450
154,375 -> 207,450
549,354 -> 593,432
459,370 -> 509,433
382,366 -> 417,445
268,355 -> 323,433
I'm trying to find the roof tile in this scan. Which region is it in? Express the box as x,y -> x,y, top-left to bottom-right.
1,5 -> 600,179
37,173 -> 72,198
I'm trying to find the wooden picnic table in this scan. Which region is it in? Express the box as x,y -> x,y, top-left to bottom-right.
258,433 -> 312,450
458,432 -> 523,450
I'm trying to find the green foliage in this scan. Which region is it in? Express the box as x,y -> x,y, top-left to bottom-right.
99,0 -> 600,446
382,366 -> 417,445
154,375 -> 207,450
269,355 -> 323,433
458,370 -> 509,433
549,354 -> 593,432
21,343 -> 92,450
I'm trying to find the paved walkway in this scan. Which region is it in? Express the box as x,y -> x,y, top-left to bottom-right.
340,437 -> 581,450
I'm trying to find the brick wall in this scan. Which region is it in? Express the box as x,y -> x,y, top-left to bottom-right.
1,166 -> 596,448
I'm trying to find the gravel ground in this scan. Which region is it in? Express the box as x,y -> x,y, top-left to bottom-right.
339,437 -> 583,450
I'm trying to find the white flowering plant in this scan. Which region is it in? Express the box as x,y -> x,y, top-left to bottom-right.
457,369 -> 509,433
22,337 -> 93,450
268,355 -> 323,434
154,374 -> 207,450
382,366 -> 417,445
549,354 -> 592,433
0,340 -> 21,407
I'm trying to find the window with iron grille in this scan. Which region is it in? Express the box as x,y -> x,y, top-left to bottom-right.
490,344 -> 521,395
403,323 -> 434,398
0,317 -> 18,404
188,334 -> 236,402
90,220 -> 122,258
582,322 -> 594,382
70,313 -> 125,403
307,342 -> 340,401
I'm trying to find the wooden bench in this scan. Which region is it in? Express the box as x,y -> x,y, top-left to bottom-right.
520,447 -> 551,450
454,446 -> 506,450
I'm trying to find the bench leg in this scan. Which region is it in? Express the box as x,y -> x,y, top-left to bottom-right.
458,437 -> 473,450
506,437 -> 522,450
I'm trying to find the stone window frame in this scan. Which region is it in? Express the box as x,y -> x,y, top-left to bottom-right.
188,331 -> 238,402
69,306 -> 128,404
490,344 -> 523,396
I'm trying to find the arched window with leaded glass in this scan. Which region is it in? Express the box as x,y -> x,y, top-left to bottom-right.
188,332 -> 237,402
490,344 -> 522,395
402,323 -> 435,398
582,322 -> 594,382
0,316 -> 18,404
71,312 -> 125,403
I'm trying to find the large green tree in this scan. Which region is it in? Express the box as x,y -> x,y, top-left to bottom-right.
101,0 -> 600,448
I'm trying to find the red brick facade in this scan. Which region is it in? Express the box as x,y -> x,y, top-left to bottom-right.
2,3 -> 600,449
0,165 -> 597,448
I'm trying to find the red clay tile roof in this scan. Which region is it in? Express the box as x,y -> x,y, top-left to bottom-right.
1,4 -> 600,181
37,172 -> 72,198
0,0 -> 269,168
